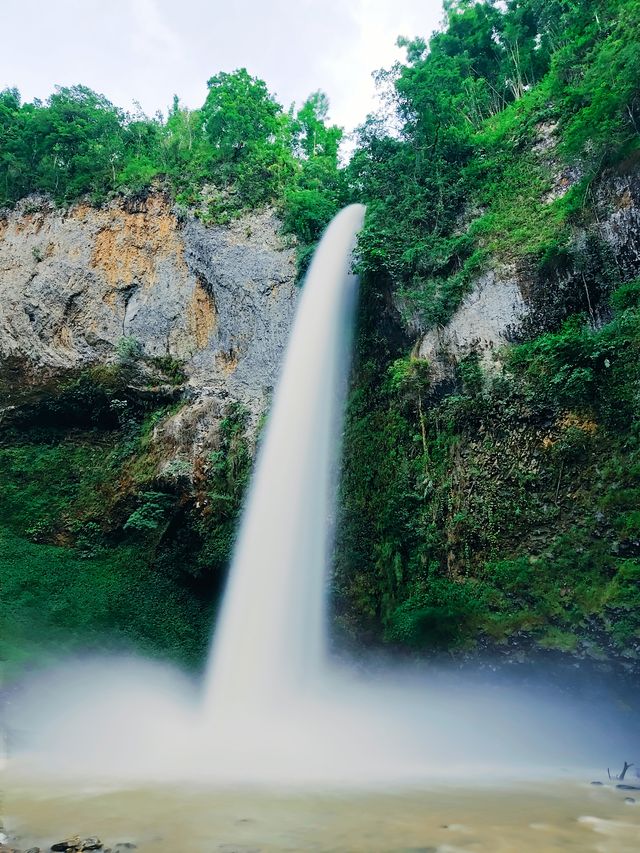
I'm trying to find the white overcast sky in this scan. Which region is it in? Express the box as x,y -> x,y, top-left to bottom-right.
1,0 -> 445,135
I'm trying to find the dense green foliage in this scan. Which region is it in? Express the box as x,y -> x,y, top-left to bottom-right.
336,281 -> 640,661
333,0 -> 640,665
350,0 -> 640,327
0,358 -> 252,672
2,0 -> 640,670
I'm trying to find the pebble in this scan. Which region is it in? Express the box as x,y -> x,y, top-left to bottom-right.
624,797 -> 636,804
590,781 -> 603,785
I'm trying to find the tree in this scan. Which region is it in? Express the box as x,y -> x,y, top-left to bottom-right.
199,69 -> 297,205
0,88 -> 26,202
292,91 -> 342,160
201,68 -> 280,160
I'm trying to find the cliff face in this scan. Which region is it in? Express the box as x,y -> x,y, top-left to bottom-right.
415,168 -> 640,383
0,193 -> 297,454
336,156 -> 640,672
0,192 -> 300,666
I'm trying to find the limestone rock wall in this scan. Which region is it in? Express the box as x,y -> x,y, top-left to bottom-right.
417,271 -> 526,382
0,193 -> 298,455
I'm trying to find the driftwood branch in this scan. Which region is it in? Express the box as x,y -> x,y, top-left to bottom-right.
608,761 -> 634,780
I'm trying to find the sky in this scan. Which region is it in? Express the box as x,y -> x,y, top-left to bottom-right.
2,0 -> 445,136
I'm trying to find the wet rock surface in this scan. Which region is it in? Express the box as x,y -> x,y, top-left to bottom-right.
50,839 -> 103,852
0,836 -> 139,853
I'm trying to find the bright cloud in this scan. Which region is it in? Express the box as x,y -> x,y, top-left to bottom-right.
1,0 -> 444,131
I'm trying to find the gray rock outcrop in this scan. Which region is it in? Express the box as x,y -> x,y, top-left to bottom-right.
0,193 -> 298,457
417,270 -> 526,383
413,166 -> 640,387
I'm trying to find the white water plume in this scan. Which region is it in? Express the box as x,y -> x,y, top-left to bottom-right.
204,203 -> 365,710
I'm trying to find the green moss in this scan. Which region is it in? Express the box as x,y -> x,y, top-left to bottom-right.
0,390 -> 253,674
538,628 -> 580,653
0,527 -> 209,675
0,423 -> 209,672
0,434 -> 122,537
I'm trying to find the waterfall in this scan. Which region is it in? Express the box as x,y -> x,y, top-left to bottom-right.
11,202 -> 634,785
204,204 -> 366,712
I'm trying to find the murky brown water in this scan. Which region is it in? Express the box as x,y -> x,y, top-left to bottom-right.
4,777 -> 640,853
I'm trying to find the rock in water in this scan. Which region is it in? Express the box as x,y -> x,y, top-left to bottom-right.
51,839 -> 81,852
50,838 -> 103,852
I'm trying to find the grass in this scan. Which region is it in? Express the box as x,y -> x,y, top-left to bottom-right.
0,415 -> 212,676
0,527 -> 210,676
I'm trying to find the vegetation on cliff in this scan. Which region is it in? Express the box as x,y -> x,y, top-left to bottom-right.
335,0 -> 640,667
336,278 -> 640,663
351,0 -> 640,327
0,72 -> 347,268
0,358 -> 250,670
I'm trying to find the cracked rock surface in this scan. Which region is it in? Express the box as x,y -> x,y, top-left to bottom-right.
0,193 -> 298,454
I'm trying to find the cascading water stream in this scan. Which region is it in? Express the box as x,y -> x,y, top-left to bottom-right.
205,204 -> 366,713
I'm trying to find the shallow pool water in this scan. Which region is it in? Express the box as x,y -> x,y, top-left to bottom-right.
5,777 -> 640,853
